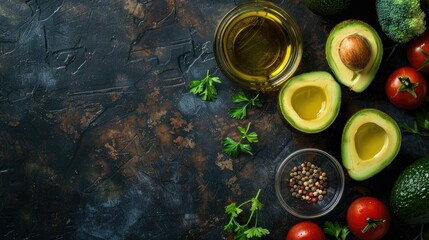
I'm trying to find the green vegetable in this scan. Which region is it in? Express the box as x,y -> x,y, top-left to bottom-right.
390,157 -> 429,224
399,106 -> 429,136
228,92 -> 262,120
224,189 -> 270,240
416,106 -> 429,130
189,70 -> 221,101
323,221 -> 350,240
222,122 -> 258,157
375,0 -> 426,44
399,121 -> 429,136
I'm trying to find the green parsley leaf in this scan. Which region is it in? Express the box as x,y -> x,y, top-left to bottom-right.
228,92 -> 262,119
239,143 -> 253,156
416,108 -> 429,130
225,203 -> 243,218
250,198 -> 262,212
244,131 -> 258,143
232,91 -> 250,103
222,122 -> 258,157
235,230 -> 248,240
222,137 -> 241,157
223,189 -> 269,240
399,120 -> 429,137
189,70 -> 221,101
399,102 -> 429,136
229,107 -> 247,120
224,221 -> 235,232
235,225 -> 248,235
237,126 -> 247,135
323,221 -> 349,240
244,227 -> 270,238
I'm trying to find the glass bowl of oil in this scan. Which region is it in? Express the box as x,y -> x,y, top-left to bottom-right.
214,1 -> 303,91
275,148 -> 345,219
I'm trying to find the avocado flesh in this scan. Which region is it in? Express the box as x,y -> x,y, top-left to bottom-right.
391,157 -> 429,224
341,109 -> 401,181
278,71 -> 341,133
291,86 -> 327,120
326,20 -> 383,93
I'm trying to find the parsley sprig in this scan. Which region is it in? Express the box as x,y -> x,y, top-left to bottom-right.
412,224 -> 429,240
224,189 -> 270,240
189,70 -> 221,101
228,91 -> 262,120
399,105 -> 429,137
324,221 -> 350,240
222,122 -> 258,157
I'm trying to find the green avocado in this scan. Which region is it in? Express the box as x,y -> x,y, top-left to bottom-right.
341,109 -> 401,181
391,157 -> 429,224
326,20 -> 383,93
278,71 -> 341,134
304,0 -> 352,17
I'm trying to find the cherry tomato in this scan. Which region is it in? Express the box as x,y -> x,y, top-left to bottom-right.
407,32 -> 429,73
346,196 -> 390,240
286,221 -> 325,240
385,66 -> 428,110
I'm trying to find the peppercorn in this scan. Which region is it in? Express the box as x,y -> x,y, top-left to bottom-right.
287,161 -> 328,203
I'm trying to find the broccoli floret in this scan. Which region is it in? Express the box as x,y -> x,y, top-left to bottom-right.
376,0 -> 426,43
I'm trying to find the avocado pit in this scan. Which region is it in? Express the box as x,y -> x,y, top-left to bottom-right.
339,34 -> 371,71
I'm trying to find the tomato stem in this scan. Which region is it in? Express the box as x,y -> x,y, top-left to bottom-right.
361,218 -> 386,233
417,48 -> 429,71
398,76 -> 419,98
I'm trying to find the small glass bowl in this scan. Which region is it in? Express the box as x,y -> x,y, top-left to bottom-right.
275,148 -> 345,219
213,1 -> 303,91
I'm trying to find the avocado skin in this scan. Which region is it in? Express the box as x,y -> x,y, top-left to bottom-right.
390,157 -> 429,224
304,0 -> 352,16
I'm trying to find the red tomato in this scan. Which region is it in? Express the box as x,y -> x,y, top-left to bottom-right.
346,197 -> 390,240
385,66 -> 428,110
407,32 -> 429,73
286,221 -> 325,240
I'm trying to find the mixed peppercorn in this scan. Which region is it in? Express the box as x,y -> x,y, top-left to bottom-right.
288,161 -> 328,203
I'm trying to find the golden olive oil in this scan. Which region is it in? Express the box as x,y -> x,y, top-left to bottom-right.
291,86 -> 327,120
222,12 -> 292,82
355,123 -> 387,160
214,2 -> 302,91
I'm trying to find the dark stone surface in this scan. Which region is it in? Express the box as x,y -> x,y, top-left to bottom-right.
0,0 -> 427,239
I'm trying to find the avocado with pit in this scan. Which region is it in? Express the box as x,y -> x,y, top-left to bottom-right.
326,20 -> 383,93
390,157 -> 429,224
341,108 -> 401,181
278,71 -> 341,134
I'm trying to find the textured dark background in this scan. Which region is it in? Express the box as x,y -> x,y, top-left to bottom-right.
0,0 -> 428,239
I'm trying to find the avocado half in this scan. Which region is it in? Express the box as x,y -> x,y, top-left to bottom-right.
341,109 -> 401,181
278,71 -> 341,133
326,20 -> 383,93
